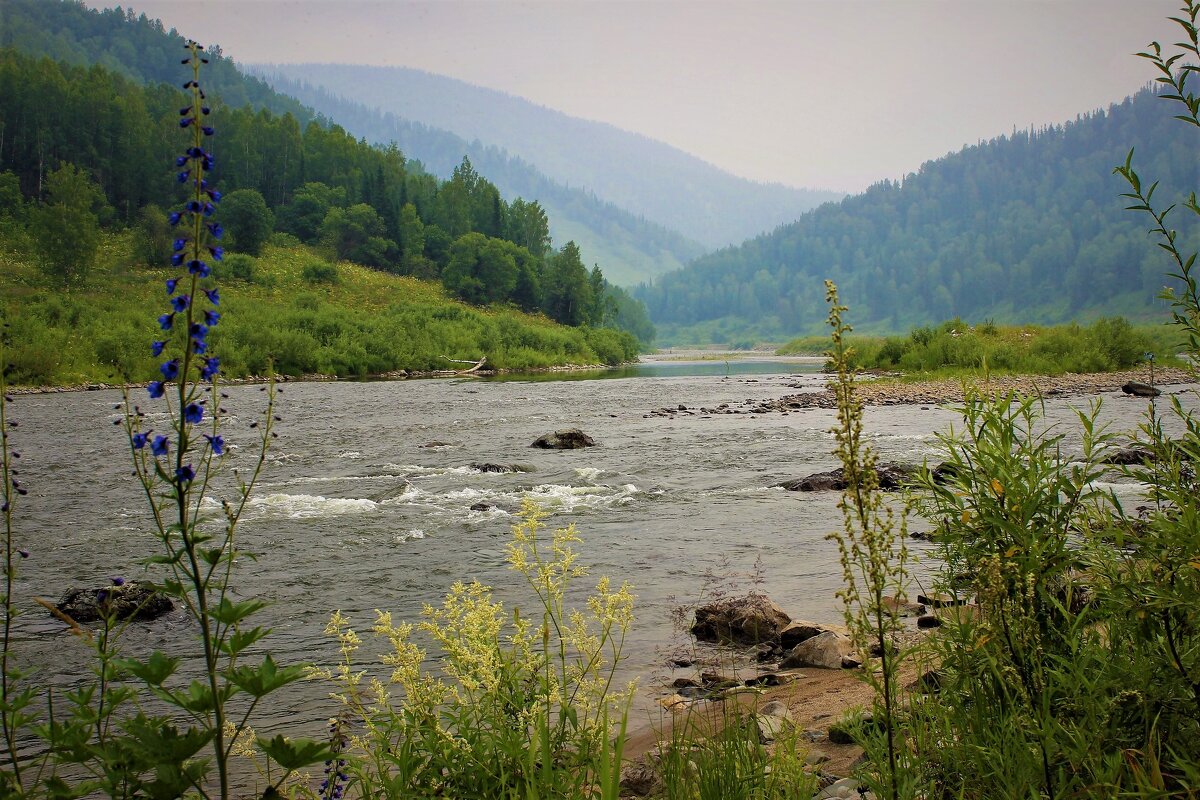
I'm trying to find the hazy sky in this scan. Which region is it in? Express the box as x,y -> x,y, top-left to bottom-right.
92,0 -> 1182,193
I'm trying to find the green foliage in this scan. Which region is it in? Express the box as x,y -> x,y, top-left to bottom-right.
29,164 -> 106,285
778,317 -> 1172,376
221,189 -> 274,256
637,83 -> 1198,336
133,203 -> 172,267
823,282 -> 911,800
214,252 -> 258,283
301,260 -> 339,285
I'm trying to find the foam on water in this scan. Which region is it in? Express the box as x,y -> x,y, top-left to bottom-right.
395,529 -> 426,542
245,493 -> 378,519
382,464 -> 478,478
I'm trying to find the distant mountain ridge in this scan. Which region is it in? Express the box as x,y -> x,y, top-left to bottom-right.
634,87 -> 1199,343
254,63 -> 844,249
254,78 -> 707,286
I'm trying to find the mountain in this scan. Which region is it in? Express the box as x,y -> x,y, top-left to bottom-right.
253,64 -> 844,249
255,83 -> 707,286
634,87 -> 1199,343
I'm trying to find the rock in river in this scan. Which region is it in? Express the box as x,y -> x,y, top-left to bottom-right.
530,428 -> 596,449
54,581 -> 173,623
1121,381 -> 1161,398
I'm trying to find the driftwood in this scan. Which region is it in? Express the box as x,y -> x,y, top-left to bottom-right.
442,356 -> 488,374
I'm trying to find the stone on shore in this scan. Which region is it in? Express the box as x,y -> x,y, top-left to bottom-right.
779,631 -> 856,670
530,428 -> 596,449
691,594 -> 791,645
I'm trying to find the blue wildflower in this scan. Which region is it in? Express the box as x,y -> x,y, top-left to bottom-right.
172,294 -> 191,312
208,190 -> 222,203
208,222 -> 223,240
177,171 -> 190,183
166,278 -> 179,295
176,464 -> 195,483
204,434 -> 225,456
190,323 -> 208,339
202,126 -> 214,136
171,252 -> 185,267
186,200 -> 202,213
192,338 -> 208,355
188,260 -> 210,277
201,357 -> 220,380
208,246 -> 224,261
112,577 -> 126,587
158,313 -> 175,331
204,288 -> 220,306
132,432 -> 150,449
147,381 -> 165,399
151,340 -> 166,356
16,549 -> 28,559
179,117 -> 193,128
151,435 -> 169,456
184,403 -> 204,424
168,211 -> 182,226
205,310 -> 220,326
172,239 -> 187,253
202,202 -> 215,217
160,360 -> 180,381
175,156 -> 188,167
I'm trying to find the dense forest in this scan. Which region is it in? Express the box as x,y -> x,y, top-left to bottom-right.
259,64 -> 844,250
260,77 -> 707,285
636,86 -> 1198,341
0,0 -> 655,345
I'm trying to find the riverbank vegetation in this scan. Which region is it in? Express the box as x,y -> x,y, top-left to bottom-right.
777,316 -> 1183,377
2,2 -> 1200,799
0,231 -> 640,386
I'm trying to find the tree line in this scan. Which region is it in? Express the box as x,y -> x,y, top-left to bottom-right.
635,86 -> 1197,336
0,38 -> 653,342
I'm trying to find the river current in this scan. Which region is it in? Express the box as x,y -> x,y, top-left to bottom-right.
6,356 -> 1190,736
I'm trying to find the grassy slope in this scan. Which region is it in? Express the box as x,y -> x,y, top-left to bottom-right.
0,233 -> 637,387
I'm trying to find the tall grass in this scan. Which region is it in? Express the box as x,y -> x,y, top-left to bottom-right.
778,316 -> 1181,376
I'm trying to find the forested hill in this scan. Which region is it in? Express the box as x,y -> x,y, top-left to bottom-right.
255,64 -> 845,250
636,87 -> 1199,342
0,0 -> 311,122
258,78 -> 708,286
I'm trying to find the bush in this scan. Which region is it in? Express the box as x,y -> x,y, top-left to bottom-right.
301,261 -> 339,284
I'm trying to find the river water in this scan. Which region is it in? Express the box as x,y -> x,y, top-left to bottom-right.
5,356 -> 1191,738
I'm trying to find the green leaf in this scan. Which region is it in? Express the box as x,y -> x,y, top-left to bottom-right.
256,734 -> 334,771
116,651 -> 180,686
209,597 -> 268,625
220,625 -> 270,656
226,654 -> 307,699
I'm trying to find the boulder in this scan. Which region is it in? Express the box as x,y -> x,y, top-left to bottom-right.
529,428 -> 596,449
779,620 -> 828,649
1122,381 -> 1161,398
779,631 -> 855,670
882,595 -> 926,617
1101,447 -> 1154,465
776,463 -> 915,492
55,581 -> 173,623
691,594 -> 791,645
754,700 -> 793,742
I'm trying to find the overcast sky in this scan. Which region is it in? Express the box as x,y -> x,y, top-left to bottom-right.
91,0 -> 1183,193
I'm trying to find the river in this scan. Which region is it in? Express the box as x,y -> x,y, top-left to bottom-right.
4,355 -> 1189,740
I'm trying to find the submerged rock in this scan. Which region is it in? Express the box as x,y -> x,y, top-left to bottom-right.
54,581 -> 173,623
469,462 -> 531,473
530,428 -> 596,449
